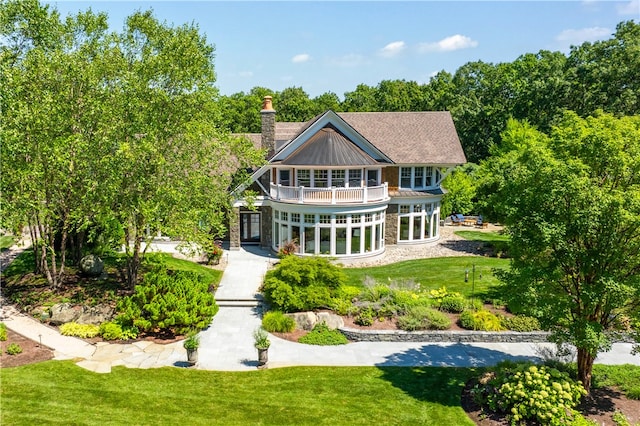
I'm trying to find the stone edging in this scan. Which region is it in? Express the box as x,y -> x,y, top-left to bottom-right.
339,327 -> 551,343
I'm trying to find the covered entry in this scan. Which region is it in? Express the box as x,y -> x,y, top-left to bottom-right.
240,212 -> 261,244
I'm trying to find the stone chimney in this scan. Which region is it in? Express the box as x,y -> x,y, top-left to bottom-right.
261,96 -> 276,158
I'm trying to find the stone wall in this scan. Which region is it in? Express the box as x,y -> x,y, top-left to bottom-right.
339,327 -> 551,343
261,205 -> 273,250
385,204 -> 398,246
229,207 -> 240,250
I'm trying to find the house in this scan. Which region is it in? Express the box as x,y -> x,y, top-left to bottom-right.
229,96 -> 466,260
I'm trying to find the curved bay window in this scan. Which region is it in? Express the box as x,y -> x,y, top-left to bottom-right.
273,208 -> 386,257
398,202 -> 440,242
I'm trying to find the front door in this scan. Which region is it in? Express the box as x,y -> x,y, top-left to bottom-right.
240,212 -> 261,244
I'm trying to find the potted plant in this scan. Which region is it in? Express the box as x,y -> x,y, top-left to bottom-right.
183,333 -> 200,365
253,328 -> 271,367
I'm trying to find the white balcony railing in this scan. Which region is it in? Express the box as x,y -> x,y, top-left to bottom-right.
270,182 -> 389,204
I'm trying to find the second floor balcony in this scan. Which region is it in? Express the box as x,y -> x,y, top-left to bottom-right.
270,182 -> 389,205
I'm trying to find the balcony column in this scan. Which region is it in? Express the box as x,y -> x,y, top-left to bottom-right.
276,183 -> 281,201
331,187 -> 337,204
299,186 -> 305,203
363,186 -> 368,203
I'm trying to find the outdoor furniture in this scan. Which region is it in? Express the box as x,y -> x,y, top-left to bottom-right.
450,214 -> 465,226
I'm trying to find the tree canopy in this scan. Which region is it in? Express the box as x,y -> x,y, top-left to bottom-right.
1,1 -> 264,288
219,21 -> 639,163
477,112 -> 640,391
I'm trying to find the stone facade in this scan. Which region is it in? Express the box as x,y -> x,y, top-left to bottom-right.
261,97 -> 276,158
260,205 -> 272,249
385,204 -> 398,246
339,328 -> 551,343
229,207 -> 241,250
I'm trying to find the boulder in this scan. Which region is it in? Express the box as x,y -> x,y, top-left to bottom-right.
286,312 -> 317,331
316,312 -> 344,330
77,304 -> 114,325
80,254 -> 104,277
49,303 -> 82,325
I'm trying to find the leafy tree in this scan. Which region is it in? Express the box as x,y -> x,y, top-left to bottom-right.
440,164 -> 478,218
1,3 -> 264,289
275,86 -> 315,122
566,21 -> 640,117
478,113 -> 640,391
342,83 -> 378,112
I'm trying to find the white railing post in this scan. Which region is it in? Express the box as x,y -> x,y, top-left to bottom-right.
277,183 -> 281,200
299,186 -> 305,203
332,187 -> 337,204
363,186 -> 368,203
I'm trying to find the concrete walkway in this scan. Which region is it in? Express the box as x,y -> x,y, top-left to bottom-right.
2,240 -> 639,373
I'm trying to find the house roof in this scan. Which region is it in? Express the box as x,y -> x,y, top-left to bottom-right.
239,110 -> 466,166
337,112 -> 465,165
280,124 -> 379,166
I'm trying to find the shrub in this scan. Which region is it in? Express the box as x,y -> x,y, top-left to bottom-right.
298,322 -> 348,345
262,311 -> 296,333
261,256 -> 346,313
501,315 -> 541,332
277,239 -> 298,258
116,267 -> 218,335
438,294 -> 467,313
328,298 -> 357,316
0,322 -> 7,341
360,283 -> 392,302
59,322 -> 100,338
459,309 -> 505,331
354,307 -> 374,326
397,306 -> 451,331
98,321 -> 139,340
472,363 -> 587,425
6,343 -> 22,355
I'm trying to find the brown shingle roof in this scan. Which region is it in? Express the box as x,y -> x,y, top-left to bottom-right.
281,125 -> 379,166
337,112 -> 466,165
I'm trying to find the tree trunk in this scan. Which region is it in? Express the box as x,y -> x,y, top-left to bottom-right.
28,219 -> 40,274
577,347 -> 595,393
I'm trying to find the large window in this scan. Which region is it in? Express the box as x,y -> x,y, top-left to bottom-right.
272,208 -> 385,256
332,170 -> 345,187
397,202 -> 440,242
399,166 -> 436,189
297,169 -> 311,187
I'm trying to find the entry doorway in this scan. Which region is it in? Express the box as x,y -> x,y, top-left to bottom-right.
240,212 -> 261,244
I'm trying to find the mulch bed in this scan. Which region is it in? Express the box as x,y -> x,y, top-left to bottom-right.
461,377 -> 640,426
1,329 -> 54,368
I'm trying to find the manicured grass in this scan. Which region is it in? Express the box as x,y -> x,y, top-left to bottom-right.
0,235 -> 17,250
454,230 -> 509,242
145,252 -> 222,287
0,361 -> 476,425
592,364 -> 640,398
343,257 -> 509,298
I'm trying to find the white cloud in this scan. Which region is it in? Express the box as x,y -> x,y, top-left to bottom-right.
292,53 -> 311,63
617,0 -> 639,15
555,26 -> 611,43
418,34 -> 478,53
379,41 -> 406,57
328,53 -> 366,67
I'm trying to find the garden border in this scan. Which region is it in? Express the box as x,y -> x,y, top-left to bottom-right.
339,327 -> 551,343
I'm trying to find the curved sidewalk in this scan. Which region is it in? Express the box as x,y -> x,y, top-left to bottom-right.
2,243 -> 639,373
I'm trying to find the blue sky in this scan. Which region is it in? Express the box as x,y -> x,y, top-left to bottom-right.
48,1 -> 639,98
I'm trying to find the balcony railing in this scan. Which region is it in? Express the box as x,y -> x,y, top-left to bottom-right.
270,182 -> 389,204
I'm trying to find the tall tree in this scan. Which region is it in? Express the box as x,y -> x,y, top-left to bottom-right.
1,3 -> 264,289
478,113 -> 640,391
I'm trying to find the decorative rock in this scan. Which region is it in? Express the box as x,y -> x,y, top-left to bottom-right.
80,254 -> 104,277
77,304 -> 114,325
286,312 -> 317,331
316,312 -> 344,330
49,303 -> 83,325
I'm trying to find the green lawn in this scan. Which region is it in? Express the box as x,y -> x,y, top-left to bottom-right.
0,235 -> 17,250
145,252 -> 223,287
343,257 -> 509,298
0,361 -> 476,425
454,230 -> 509,242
